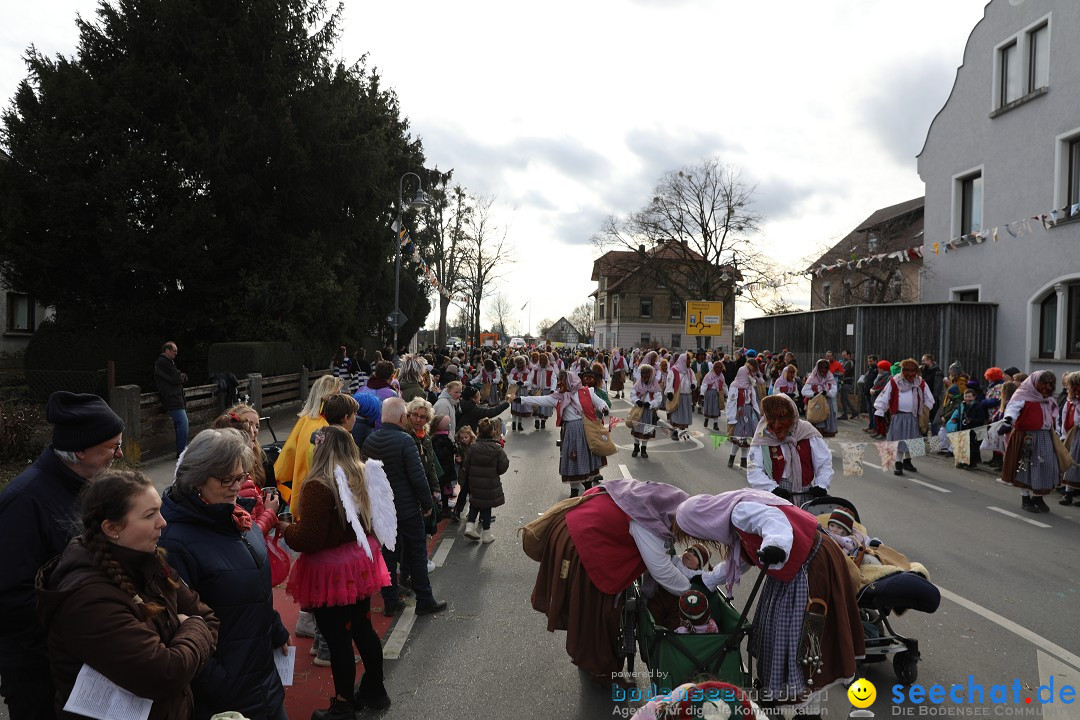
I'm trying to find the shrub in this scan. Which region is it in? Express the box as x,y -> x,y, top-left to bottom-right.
207,342 -> 304,378
0,401 -> 50,465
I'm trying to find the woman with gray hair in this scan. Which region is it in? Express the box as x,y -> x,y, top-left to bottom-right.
160,428 -> 290,720
397,354 -> 429,402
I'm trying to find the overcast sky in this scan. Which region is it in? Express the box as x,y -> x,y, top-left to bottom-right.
1,0 -> 989,337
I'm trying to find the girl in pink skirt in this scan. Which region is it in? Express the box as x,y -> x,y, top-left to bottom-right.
279,426 -> 398,719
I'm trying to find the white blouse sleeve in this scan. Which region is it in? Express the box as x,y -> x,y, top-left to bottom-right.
809,436 -> 833,489
746,445 -> 777,491
628,522 -> 691,595
730,501 -> 794,570
874,380 -> 892,417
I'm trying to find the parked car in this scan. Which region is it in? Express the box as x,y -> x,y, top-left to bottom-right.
509,337 -> 526,349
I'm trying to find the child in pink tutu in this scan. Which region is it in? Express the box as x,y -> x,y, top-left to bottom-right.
279,426 -> 398,718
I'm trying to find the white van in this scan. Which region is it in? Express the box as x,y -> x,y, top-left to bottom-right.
509,337 -> 526,349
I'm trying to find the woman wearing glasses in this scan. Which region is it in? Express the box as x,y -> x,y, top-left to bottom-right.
160,429 -> 291,720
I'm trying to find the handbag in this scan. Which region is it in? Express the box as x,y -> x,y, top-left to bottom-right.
919,403 -> 931,435
579,389 -> 617,457
806,394 -> 829,424
481,382 -> 492,400
506,384 -> 518,401
1053,428 -> 1075,475
627,405 -> 643,425
519,494 -> 596,562
267,534 -> 292,587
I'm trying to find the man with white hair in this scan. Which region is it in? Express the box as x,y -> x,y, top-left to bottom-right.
361,397 -> 447,617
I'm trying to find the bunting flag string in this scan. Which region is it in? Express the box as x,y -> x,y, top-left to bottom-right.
808,201 -> 1080,277
391,219 -> 469,302
835,419 -> 1012,476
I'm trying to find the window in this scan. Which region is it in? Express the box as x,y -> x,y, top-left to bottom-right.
999,41 -> 1021,106
671,333 -> 681,349
6,293 -> 34,332
640,332 -> 651,346
960,173 -> 983,236
670,299 -> 682,319
822,284 -> 831,308
1040,293 -> 1057,359
955,289 -> 980,303
640,296 -> 653,318
612,296 -> 619,319
1069,138 -> 1080,210
1069,285 -> 1080,359
1028,23 -> 1049,93
598,299 -> 605,321
867,234 -> 879,253
599,276 -> 607,290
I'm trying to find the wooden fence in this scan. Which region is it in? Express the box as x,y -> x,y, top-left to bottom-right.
743,302 -> 998,374
111,368 -> 332,463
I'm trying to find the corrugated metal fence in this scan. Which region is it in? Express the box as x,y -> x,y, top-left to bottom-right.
744,302 -> 997,372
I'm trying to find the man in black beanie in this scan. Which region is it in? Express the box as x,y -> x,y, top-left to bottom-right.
0,391 -> 123,719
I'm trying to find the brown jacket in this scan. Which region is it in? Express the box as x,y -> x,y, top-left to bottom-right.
37,538 -> 219,720
281,478 -> 360,553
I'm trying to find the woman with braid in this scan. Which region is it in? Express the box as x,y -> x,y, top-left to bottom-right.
37,470 -> 219,719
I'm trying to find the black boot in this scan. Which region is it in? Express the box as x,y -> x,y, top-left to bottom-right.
1021,496 -> 1039,513
313,697 -> 355,720
541,419 -> 547,429
671,430 -> 680,441
727,455 -> 735,468
894,461 -> 904,476
988,455 -> 1003,470
1060,492 -> 1076,506
1033,496 -> 1050,513
704,418 -> 708,427
740,457 -> 747,469
569,486 -> 580,498
713,421 -> 719,431
534,418 -> 540,430
902,458 -> 917,472
640,446 -> 649,459
632,443 -> 640,457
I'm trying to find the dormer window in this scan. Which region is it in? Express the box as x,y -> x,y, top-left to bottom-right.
867,234 -> 879,253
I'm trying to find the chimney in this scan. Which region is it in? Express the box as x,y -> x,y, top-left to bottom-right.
638,244 -> 646,254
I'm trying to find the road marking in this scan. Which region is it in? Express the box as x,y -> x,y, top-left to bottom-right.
988,505 -> 1052,528
619,464 -> 632,479
938,585 -> 1080,669
905,477 -> 951,493
431,538 -> 454,567
381,605 -> 416,660
1038,650 -> 1078,720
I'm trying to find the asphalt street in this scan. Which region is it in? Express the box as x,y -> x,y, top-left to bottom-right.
5,401 -> 1079,719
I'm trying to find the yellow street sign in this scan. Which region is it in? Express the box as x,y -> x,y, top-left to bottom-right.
685,301 -> 724,336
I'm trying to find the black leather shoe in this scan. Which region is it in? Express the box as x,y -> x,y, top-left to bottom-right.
382,600 -> 405,617
902,458 -> 917,472
1033,496 -> 1050,513
313,697 -> 355,720
415,600 -> 448,616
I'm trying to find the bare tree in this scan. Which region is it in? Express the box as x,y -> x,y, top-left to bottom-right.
485,292 -> 514,338
462,194 -> 513,345
594,158 -> 786,312
536,317 -> 555,338
568,302 -> 594,342
423,180 -> 473,346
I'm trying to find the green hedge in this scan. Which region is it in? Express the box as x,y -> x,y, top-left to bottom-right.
207,342 -> 303,378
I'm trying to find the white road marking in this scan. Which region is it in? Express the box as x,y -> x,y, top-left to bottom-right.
619,464 -> 632,479
988,505 -> 1052,528
1038,650 -> 1078,720
904,477 -> 951,493
938,585 -> 1080,669
381,605 -> 416,660
431,538 -> 454,567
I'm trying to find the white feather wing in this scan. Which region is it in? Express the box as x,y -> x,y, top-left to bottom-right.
334,465 -> 373,560
364,459 -> 398,552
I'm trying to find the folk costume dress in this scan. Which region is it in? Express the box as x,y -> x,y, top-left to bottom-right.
1060,393 -> 1080,489
700,366 -> 728,423
518,373 -> 609,484
471,366 -> 502,406
873,374 -> 935,461
530,360 -> 558,422
747,401 -> 833,507
508,364 -> 533,422
531,479 -> 689,679
727,366 -> 762,446
676,490 -> 863,709
802,367 -> 838,437
629,369 -> 664,442
668,353 -> 696,429
609,350 -> 628,395
773,373 -> 801,412
1002,371 -> 1062,495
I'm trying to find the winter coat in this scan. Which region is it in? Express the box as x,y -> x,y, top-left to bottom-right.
0,447 -> 88,665
412,431 -> 441,496
463,438 -> 509,509
352,417 -> 377,452
399,380 -> 426,403
457,398 -> 510,433
273,414 -> 327,508
154,354 -> 187,410
237,478 -> 277,537
431,433 -> 457,485
432,389 -> 460,437
37,539 -> 219,720
361,424 -> 434,521
158,488 -> 289,720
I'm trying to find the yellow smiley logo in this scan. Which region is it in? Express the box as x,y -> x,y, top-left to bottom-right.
847,678 -> 877,708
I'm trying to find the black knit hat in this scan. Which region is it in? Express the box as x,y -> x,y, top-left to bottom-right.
678,589 -> 711,624
47,391 -> 124,451
462,385 -> 479,399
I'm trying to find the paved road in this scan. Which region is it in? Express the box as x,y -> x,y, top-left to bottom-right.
5,401 -> 1079,718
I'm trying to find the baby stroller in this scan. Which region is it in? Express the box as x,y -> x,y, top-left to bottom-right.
801,495 -> 941,684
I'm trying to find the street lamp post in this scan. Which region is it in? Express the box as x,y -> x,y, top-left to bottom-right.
394,172 -> 431,352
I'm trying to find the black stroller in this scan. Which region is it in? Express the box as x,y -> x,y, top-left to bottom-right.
802,495 -> 941,684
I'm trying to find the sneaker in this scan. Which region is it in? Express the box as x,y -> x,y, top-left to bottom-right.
415,600 -> 448,616
312,697 -> 355,720
481,528 -> 495,544
314,646 -> 360,667
463,522 -> 480,541
295,610 -> 317,638
427,559 -> 436,573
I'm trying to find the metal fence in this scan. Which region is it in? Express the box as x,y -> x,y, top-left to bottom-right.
744,302 -> 998,373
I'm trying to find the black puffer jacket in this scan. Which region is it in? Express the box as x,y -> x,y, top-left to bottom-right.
158,488 -> 288,720
362,424 -> 435,520
457,398 -> 510,433
463,438 -> 509,509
